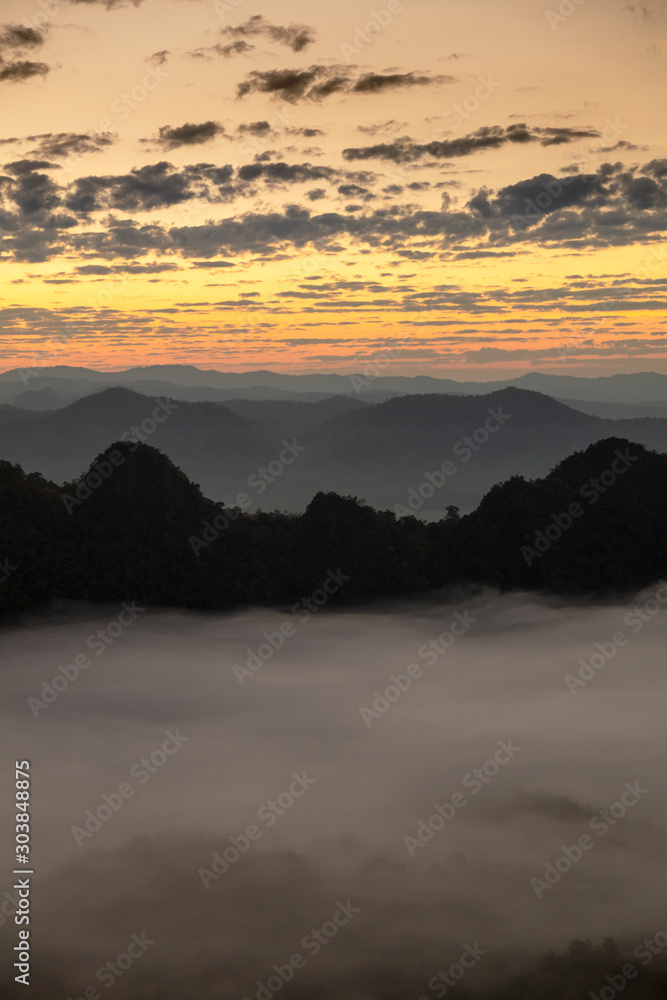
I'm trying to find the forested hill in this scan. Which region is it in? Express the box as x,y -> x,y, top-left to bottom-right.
1,436 -> 665,615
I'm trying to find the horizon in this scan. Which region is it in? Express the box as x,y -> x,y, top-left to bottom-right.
3,363 -> 667,382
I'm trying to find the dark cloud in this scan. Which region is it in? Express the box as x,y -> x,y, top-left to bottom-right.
237,66 -> 445,103
289,127 -> 325,138
189,39 -> 254,59
220,14 -> 315,52
75,262 -> 178,274
2,158 -> 666,265
643,158 -> 667,178
237,121 -> 273,137
352,71 -> 454,93
343,124 -> 601,163
63,162 -> 236,214
0,24 -> 44,49
0,60 -> 49,82
148,122 -> 225,150
29,131 -> 116,158
189,16 -> 315,61
3,159 -> 59,175
237,161 -> 336,184
147,49 -> 170,66
357,119 -> 406,135
0,22 -> 50,84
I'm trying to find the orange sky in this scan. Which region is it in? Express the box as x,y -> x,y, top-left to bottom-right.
0,0 -> 666,376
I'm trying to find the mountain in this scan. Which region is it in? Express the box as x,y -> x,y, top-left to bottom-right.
0,387 -> 272,492
446,436 -> 667,592
557,397 -> 667,420
4,365 -> 667,406
281,388 -> 667,513
1,436 -> 665,615
11,386 -> 76,410
3,386 -> 667,515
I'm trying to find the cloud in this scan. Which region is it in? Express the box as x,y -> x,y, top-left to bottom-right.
357,119 -> 407,135
220,14 -> 315,52
0,22 -> 49,85
147,49 -> 170,66
237,66 -> 447,103
237,121 -> 273,137
0,24 -> 45,49
3,159 -> 60,175
188,16 -> 315,61
0,60 -> 49,83
352,71 -> 454,93
62,162 -> 236,214
29,131 -> 117,158
237,162 -> 336,185
188,39 -> 254,59
3,155 -> 666,266
147,122 -> 225,150
343,124 -> 601,162
1,598 -> 667,999
288,126 -> 325,138
75,262 -> 179,274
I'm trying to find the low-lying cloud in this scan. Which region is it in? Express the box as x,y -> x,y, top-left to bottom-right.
0,590 -> 665,996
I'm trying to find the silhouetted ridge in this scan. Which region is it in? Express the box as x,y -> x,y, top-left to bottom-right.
0,437 -> 665,614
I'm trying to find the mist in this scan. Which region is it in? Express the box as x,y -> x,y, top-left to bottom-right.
2,590 -> 666,999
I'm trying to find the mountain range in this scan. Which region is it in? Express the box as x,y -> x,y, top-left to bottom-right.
4,365 -> 667,418
1,385 -> 667,514
1,435 -> 665,615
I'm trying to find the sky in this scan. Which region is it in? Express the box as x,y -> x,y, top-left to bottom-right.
0,0 -> 666,376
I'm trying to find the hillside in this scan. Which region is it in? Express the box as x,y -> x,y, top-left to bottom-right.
3,386 -> 667,515
1,437 -> 665,615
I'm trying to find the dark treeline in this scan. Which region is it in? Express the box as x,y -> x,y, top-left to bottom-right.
1,435 -> 666,615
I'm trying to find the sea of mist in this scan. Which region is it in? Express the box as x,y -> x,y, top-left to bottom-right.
1,588 -> 666,999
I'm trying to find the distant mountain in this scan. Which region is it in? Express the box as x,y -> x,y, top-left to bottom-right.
557,397 -> 667,420
11,386 -> 73,410
2,386 -> 667,514
1,436 -> 665,614
3,364 -> 667,406
0,387 -> 272,490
